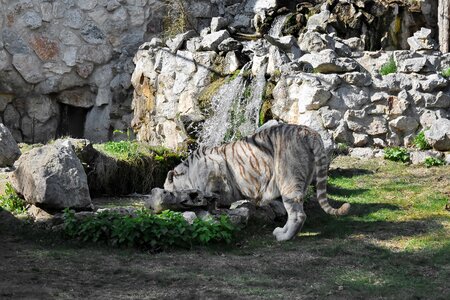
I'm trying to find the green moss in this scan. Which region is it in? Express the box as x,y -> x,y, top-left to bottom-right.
441,68 -> 450,78
198,77 -> 227,113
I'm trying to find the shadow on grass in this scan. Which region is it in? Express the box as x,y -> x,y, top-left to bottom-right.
329,167 -> 374,179
302,199 -> 441,240
327,184 -> 369,197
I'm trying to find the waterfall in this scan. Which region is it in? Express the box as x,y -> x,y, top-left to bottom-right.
268,14 -> 288,37
238,63 -> 267,137
198,62 -> 267,148
197,68 -> 247,148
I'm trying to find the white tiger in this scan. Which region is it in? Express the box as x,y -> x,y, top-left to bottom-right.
164,123 -> 350,241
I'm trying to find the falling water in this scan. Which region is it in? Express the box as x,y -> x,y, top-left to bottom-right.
238,64 -> 267,137
197,69 -> 246,148
198,62 -> 267,148
268,14 -> 288,37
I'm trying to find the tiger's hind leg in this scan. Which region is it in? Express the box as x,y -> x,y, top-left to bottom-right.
273,196 -> 306,241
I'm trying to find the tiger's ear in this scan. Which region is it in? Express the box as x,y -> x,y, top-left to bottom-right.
167,170 -> 174,183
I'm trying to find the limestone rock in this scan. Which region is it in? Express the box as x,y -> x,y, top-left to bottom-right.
0,123 -> 21,167
306,10 -> 330,31
218,38 -> 243,52
410,150 -> 445,165
425,118 -> 450,151
345,110 -> 388,136
211,17 -> 228,32
298,31 -> 334,53
299,50 -> 359,74
389,116 -> 419,134
289,82 -> 331,113
200,30 -> 230,51
166,30 -> 197,53
425,91 -> 450,109
11,140 -> 92,210
349,147 -> 377,159
407,27 -> 438,51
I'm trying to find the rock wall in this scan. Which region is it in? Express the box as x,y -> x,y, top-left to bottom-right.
131,1 -> 450,152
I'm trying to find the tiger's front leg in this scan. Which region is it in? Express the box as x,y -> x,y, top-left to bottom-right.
273,197 -> 306,241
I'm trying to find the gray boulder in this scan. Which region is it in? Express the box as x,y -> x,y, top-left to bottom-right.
145,188 -> 214,213
0,123 -> 21,167
425,118 -> 450,151
11,140 -> 92,210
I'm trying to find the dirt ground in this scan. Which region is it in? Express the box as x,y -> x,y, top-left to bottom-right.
1,157 -> 449,299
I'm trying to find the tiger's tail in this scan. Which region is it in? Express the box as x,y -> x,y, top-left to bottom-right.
312,134 -> 350,216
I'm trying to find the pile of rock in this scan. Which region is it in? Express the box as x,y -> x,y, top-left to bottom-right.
132,4 -> 450,154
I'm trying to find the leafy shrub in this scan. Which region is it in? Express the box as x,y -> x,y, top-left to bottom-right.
379,56 -> 397,76
0,183 -> 26,214
424,157 -> 446,168
384,147 -> 410,163
63,209 -> 236,250
413,131 -> 431,150
441,68 -> 450,78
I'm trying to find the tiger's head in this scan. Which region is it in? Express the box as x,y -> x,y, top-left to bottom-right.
164,161 -> 192,191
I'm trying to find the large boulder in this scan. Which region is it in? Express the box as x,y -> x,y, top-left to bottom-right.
0,123 -> 21,167
425,118 -> 450,151
11,140 -> 92,210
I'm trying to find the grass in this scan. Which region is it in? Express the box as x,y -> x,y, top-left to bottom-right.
379,56 -> 397,76
1,157 -> 449,298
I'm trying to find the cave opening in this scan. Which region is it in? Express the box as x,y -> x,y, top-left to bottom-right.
57,103 -> 89,139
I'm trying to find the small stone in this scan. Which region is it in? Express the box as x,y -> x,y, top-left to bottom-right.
22,11 -> 42,29
166,30 -> 197,53
217,38 -> 242,52
80,23 -> 106,44
349,147 -> 375,159
211,17 -> 228,32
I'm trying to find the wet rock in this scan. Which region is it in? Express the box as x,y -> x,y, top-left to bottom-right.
425,118 -> 450,151
0,123 -> 21,167
11,140 -> 92,210
223,51 -> 243,74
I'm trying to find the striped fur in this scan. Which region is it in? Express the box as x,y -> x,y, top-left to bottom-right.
164,123 -> 350,241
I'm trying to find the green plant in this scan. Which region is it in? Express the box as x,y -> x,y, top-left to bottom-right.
441,67 -> 450,78
384,147 -> 410,163
379,56 -> 397,76
63,209 -> 236,250
162,0 -> 192,40
413,131 -> 431,150
0,183 -> 27,214
102,140 -> 139,159
424,157 -> 446,168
